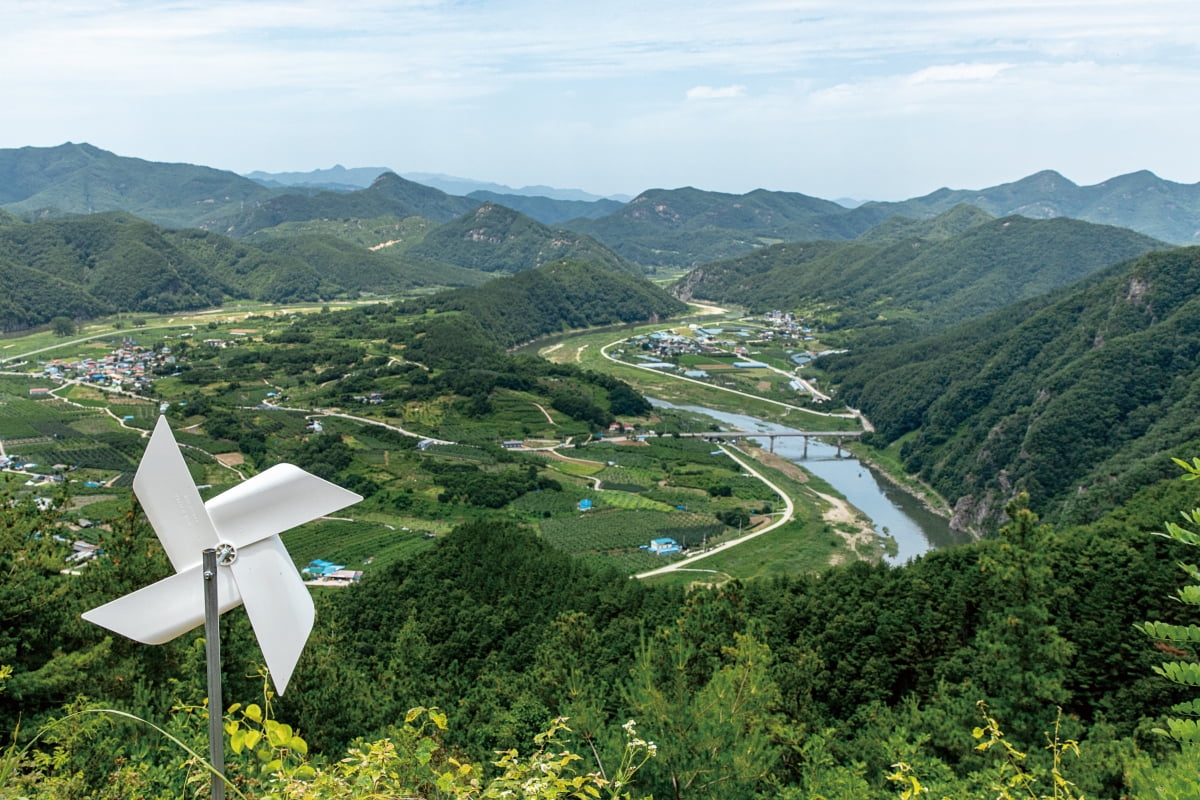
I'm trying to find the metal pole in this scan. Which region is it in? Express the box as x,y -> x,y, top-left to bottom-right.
203,548 -> 226,800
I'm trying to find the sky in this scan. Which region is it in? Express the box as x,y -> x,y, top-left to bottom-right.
2,1 -> 1198,201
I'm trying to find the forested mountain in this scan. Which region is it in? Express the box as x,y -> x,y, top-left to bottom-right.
564,186 -> 868,268
0,212 -> 231,323
674,210 -> 1165,331
407,202 -> 639,276
402,259 -> 685,346
0,212 -> 490,330
221,172 -> 482,238
0,142 -> 274,229
826,246 -> 1200,532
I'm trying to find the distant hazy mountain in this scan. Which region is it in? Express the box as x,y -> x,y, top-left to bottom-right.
870,169 -> 1200,245
243,164 -> 393,191
401,172 -> 630,203
244,166 -> 630,203
675,207 -> 1166,330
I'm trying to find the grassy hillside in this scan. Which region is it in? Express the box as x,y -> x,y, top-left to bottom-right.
827,246 -> 1200,531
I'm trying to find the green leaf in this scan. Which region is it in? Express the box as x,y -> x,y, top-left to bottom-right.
1136,621 -> 1200,642
1153,661 -> 1200,687
244,703 -> 263,723
264,719 -> 293,748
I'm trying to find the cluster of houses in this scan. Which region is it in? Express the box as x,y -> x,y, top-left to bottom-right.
350,393 -> 385,405
35,338 -> 174,392
624,318 -> 818,369
759,310 -> 816,341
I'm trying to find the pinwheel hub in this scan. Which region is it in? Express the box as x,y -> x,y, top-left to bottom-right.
214,542 -> 238,567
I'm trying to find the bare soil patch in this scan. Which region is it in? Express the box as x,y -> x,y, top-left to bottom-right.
745,446 -> 808,483
215,452 -> 245,467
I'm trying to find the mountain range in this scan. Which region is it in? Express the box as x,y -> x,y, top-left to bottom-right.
5,144 -> 1199,265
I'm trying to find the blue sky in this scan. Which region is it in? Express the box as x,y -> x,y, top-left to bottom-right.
3,1 -> 1198,200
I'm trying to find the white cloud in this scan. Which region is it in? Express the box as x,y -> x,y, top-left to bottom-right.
907,63 -> 1011,85
686,85 -> 747,100
2,1 -> 1200,196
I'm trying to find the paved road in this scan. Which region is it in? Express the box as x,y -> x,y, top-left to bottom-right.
633,444 -> 795,579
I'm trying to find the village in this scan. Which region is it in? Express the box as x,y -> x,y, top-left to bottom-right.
33,337 -> 177,393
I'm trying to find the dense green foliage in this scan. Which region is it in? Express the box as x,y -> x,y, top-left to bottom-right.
675,212 -> 1164,331
402,260 -> 686,346
1138,457 -> 1200,744
4,469 -> 1198,798
827,246 -> 1200,532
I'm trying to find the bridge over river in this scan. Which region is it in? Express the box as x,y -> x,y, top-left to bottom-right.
678,429 -> 863,456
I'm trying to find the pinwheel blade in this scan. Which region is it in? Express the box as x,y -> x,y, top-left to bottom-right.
205,464 -> 362,549
230,536 -> 314,695
133,416 -> 218,572
82,565 -> 242,645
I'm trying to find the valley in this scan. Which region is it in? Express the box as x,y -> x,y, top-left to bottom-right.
5,143 -> 1200,798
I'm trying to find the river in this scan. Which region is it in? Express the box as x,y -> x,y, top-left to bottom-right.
650,401 -> 972,564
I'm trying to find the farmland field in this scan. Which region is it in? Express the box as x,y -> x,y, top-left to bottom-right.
538,507 -> 730,571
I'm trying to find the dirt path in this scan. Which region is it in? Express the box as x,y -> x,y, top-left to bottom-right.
532,402 -> 557,426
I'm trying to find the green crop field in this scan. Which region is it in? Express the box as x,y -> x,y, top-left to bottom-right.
593,490 -> 675,512
284,518 -> 437,573
538,507 -> 731,573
